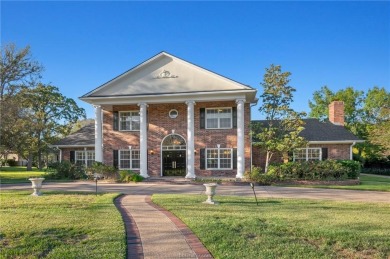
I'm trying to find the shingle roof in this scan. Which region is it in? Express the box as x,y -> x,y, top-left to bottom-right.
252,118 -> 362,142
52,124 -> 95,146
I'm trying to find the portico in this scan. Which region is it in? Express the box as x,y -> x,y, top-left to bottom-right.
82,51 -> 257,178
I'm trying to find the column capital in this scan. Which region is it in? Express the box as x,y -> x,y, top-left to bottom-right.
185,100 -> 196,105
138,102 -> 148,107
236,98 -> 246,104
93,104 -> 101,109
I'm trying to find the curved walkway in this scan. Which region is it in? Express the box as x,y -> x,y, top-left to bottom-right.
115,195 -> 212,259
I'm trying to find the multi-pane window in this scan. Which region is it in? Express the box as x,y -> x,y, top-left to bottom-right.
119,111 -> 140,131
206,108 -> 232,129
206,148 -> 233,169
75,151 -> 95,167
293,148 -> 322,161
119,150 -> 140,169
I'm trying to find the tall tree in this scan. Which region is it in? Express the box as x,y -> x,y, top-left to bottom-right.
17,84 -> 86,169
0,43 -> 43,99
308,86 -> 390,159
255,65 -> 307,172
0,44 -> 43,163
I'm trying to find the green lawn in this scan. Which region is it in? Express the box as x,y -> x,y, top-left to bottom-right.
0,191 -> 126,258
275,174 -> 390,192
0,166 -> 47,184
153,194 -> 390,259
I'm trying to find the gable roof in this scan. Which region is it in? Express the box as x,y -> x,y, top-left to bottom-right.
80,51 -> 257,104
52,124 -> 95,147
252,118 -> 363,143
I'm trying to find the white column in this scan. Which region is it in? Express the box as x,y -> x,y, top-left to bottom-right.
94,105 -> 103,162
185,100 -> 196,178
138,102 -> 149,178
84,147 -> 88,167
236,99 -> 246,178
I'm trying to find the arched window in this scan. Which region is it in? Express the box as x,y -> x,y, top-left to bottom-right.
161,134 -> 186,150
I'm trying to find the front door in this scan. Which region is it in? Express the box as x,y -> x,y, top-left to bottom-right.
162,150 -> 186,176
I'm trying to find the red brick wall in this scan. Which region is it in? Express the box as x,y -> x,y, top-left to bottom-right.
308,144 -> 351,160
252,143 -> 351,170
101,101 -> 252,177
61,147 -> 94,161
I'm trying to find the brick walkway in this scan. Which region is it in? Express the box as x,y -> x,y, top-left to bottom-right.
115,195 -> 213,259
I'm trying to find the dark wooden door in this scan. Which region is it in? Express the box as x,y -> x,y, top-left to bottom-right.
162,150 -> 186,176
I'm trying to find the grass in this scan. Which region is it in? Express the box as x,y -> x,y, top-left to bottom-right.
0,166 -> 47,184
152,194 -> 390,259
275,174 -> 390,192
0,191 -> 126,258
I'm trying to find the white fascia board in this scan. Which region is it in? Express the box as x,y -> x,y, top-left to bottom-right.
80,90 -> 255,105
308,140 -> 364,144
52,145 -> 95,148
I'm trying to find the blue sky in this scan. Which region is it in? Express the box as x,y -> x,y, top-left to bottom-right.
1,1 -> 389,120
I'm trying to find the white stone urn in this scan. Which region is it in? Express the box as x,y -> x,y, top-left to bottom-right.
29,178 -> 45,196
203,183 -> 218,205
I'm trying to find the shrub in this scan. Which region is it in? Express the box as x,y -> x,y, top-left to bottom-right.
87,162 -> 118,180
361,168 -> 390,176
266,160 -> 360,181
245,166 -> 278,185
46,161 -> 87,180
6,159 -> 18,167
119,170 -> 144,183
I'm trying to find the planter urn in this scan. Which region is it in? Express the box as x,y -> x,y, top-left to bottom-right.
203,183 -> 218,205
28,178 -> 45,196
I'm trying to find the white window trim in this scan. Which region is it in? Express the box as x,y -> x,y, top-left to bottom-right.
75,150 -> 95,167
119,111 -> 140,131
293,148 -> 322,161
205,107 -> 233,129
206,148 -> 233,170
119,149 -> 140,170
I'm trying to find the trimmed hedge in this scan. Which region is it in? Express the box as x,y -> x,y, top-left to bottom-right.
246,160 -> 361,184
46,161 -> 87,179
361,168 -> 390,176
119,170 -> 144,182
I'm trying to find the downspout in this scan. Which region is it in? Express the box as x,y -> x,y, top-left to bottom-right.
350,142 -> 356,160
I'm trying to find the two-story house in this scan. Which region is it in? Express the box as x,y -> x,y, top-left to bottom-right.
77,52 -> 257,178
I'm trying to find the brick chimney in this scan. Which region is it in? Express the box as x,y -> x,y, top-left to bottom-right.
329,101 -> 345,126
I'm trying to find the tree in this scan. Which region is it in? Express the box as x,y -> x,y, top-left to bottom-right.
0,44 -> 43,164
308,86 -> 390,159
0,43 -> 43,99
255,65 -> 307,172
17,84 -> 86,169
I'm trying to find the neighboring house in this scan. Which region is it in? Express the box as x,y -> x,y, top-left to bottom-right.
252,101 -> 364,168
57,52 -> 258,178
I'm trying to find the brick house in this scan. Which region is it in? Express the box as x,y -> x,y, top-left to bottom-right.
252,101 -> 364,168
53,53 -> 362,177
58,52 -> 257,178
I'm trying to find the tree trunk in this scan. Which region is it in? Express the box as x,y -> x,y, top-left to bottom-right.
26,152 -> 33,171
265,151 -> 270,173
282,152 -> 289,163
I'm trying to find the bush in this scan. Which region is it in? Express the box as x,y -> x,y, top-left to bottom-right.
266,160 -> 360,181
6,159 -> 18,167
361,168 -> 390,176
46,161 -> 87,180
245,166 -> 278,185
86,162 -> 118,180
119,170 -> 144,183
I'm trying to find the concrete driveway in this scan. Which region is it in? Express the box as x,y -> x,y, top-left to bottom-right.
1,181 -> 389,203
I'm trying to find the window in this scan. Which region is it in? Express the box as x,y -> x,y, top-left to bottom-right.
169,109 -> 178,119
293,148 -> 322,161
75,151 -> 95,167
206,108 -> 232,129
119,150 -> 140,169
206,148 -> 232,169
119,111 -> 140,131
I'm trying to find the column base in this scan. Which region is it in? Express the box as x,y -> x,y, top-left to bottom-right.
185,173 -> 196,179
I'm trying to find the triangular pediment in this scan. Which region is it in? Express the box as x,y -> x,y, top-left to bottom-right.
82,52 -> 254,98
